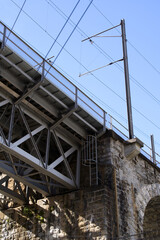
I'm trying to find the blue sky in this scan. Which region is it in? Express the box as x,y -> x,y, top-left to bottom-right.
0,0 -> 160,159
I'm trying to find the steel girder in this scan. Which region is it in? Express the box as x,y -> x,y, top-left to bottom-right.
0,96 -> 81,201
0,63 -> 89,138
0,37 -> 101,204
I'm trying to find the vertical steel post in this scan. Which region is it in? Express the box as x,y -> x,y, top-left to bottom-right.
75,87 -> 78,108
110,115 -> 113,130
8,104 -> 15,146
103,111 -> 106,132
151,134 -> 156,164
1,26 -> 6,50
45,128 -> 51,168
41,59 -> 45,81
26,186 -> 29,204
76,149 -> 81,188
121,19 -> 134,139
95,136 -> 98,185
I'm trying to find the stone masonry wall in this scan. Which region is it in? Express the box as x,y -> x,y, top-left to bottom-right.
98,130 -> 160,239
1,130 -> 160,239
0,185 -> 116,240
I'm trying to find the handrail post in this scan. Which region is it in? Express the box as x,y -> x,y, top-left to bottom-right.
75,87 -> 78,108
103,111 -> 106,131
151,134 -> 156,164
41,58 -> 45,82
110,115 -> 113,129
1,26 -> 6,50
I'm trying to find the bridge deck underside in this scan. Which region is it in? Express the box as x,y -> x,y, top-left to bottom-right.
0,44 -> 103,204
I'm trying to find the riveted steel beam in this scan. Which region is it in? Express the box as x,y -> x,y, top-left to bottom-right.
0,136 -> 76,189
0,162 -> 49,196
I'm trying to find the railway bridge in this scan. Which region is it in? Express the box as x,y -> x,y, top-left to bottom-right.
0,22 -> 160,239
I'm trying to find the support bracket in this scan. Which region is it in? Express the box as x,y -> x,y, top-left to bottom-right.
14,60 -> 45,105
50,105 -> 78,130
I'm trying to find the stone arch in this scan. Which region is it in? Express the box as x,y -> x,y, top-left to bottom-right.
135,183 -> 160,233
143,195 -> 160,239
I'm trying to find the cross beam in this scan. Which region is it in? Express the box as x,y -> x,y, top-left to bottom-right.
14,60 -> 45,105
0,99 -> 81,198
0,138 -> 76,189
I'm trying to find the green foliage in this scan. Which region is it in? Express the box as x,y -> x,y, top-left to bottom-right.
36,214 -> 44,223
50,206 -> 54,211
6,218 -> 10,224
22,206 -> 45,222
36,210 -> 44,223
22,206 -> 33,217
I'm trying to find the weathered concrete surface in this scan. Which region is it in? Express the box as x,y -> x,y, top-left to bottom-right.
124,138 -> 143,160
0,130 -> 160,239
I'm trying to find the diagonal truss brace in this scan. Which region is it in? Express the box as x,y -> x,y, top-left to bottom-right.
0,136 -> 76,189
0,101 -> 80,194
48,146 -> 77,170
8,104 -> 15,146
52,130 -> 77,187
0,88 -> 80,197
0,126 -> 18,176
0,162 -> 49,196
45,128 -> 50,168
12,125 -> 45,148
18,105 -> 45,168
0,99 -> 9,107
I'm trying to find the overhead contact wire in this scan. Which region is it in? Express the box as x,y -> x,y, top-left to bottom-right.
45,0 -> 81,59
6,0 -> 27,42
8,0 -> 160,133
45,0 -> 93,77
92,2 -> 160,104
48,0 -> 160,106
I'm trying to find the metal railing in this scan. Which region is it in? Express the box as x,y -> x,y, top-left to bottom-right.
0,21 -> 159,167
